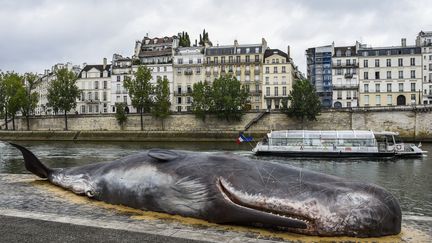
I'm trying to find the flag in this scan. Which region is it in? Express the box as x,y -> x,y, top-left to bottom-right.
236,133 -> 253,144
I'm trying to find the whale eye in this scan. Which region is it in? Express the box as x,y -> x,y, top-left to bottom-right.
86,190 -> 95,198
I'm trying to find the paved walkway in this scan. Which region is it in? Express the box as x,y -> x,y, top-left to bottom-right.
0,174 -> 430,243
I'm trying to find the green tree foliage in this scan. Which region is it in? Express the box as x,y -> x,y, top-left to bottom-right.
281,79 -> 321,125
2,72 -> 26,130
178,31 -> 191,47
152,77 -> 171,129
21,73 -> 39,130
199,29 -> 212,46
191,76 -> 248,122
47,68 -> 80,130
124,65 -> 153,131
0,72 -> 5,121
191,81 -> 212,121
115,103 -> 128,129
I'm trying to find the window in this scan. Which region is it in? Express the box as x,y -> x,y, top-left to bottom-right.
265,67 -> 269,74
282,86 -> 287,96
398,58 -> 403,66
94,92 -> 99,100
375,71 -> 380,80
364,59 -> 368,67
399,83 -> 404,92
177,97 -> 182,104
164,66 -> 167,72
89,105 -> 93,113
387,95 -> 392,105
411,83 -> 416,92
274,87 -> 278,96
376,95 -> 381,106
236,56 -> 240,62
337,91 -> 342,99
375,59 -> 380,67
94,81 -> 99,89
364,95 -> 369,105
337,60 -> 341,66
255,55 -> 259,62
387,83 -> 392,92
177,106 -> 181,112
282,66 -> 286,73
336,69 -> 342,75
273,76 -> 278,84
386,59 -> 391,67
266,87 -> 270,96
245,56 -> 250,63
411,94 -> 416,102
274,67 -> 278,73
214,57 -> 218,64
364,84 -> 369,93
364,72 -> 369,80
228,56 -> 233,63
346,59 -> 351,66
375,83 -> 380,93
117,76 -> 121,82
386,71 -> 391,79
410,70 -> 416,79
81,105 -> 85,114
347,90 -> 352,99
103,92 -> 107,101
103,81 -> 107,89
189,58 -> 193,64
398,70 -> 403,79
265,77 -> 269,84
410,58 -> 415,66
178,58 -> 183,64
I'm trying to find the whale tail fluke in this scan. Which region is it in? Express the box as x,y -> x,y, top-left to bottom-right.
9,143 -> 52,178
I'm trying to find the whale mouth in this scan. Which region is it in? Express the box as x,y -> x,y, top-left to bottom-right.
217,177 -> 313,230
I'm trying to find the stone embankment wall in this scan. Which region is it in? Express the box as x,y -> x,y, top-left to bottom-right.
2,108 -> 432,141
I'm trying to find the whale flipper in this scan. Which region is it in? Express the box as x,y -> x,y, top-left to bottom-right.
9,143 -> 52,178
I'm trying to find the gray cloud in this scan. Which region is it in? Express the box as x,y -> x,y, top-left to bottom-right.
0,0 -> 431,74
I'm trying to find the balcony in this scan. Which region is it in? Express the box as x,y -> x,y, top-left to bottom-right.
249,90 -> 262,96
85,99 -> 100,104
332,63 -> 359,68
184,70 -> 193,75
174,91 -> 193,96
344,73 -> 354,79
332,84 -> 359,90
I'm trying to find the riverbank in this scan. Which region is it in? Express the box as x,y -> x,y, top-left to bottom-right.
0,131 -> 266,142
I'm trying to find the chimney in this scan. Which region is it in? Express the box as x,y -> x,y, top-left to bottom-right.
401,38 -> 406,47
262,38 -> 267,50
287,45 -> 291,59
103,58 -> 107,69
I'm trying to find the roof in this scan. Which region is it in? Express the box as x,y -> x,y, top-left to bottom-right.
79,64 -> 111,78
142,36 -> 176,45
264,49 -> 289,60
333,46 -> 357,57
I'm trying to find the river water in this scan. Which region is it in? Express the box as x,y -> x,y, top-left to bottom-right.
0,141 -> 431,222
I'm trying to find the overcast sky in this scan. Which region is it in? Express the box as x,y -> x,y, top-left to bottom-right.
1,0 -> 431,74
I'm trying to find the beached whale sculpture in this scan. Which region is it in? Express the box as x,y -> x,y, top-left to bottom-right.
10,143 -> 401,237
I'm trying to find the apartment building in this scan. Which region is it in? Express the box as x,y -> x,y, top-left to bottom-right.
332,44 -> 360,108
417,31 -> 432,104
262,48 -> 295,110
358,39 -> 423,107
111,54 -> 134,113
35,62 -> 81,115
172,45 -> 205,112
204,39 -> 267,110
76,59 -> 111,114
306,45 -> 333,107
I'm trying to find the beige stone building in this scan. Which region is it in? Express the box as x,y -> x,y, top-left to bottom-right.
358,39 -> 423,107
172,46 -> 205,112
204,39 -> 267,110
416,31 -> 432,104
262,48 -> 296,110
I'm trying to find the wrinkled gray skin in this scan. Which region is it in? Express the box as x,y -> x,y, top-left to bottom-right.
12,144 -> 401,237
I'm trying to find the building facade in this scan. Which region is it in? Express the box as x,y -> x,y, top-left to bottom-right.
306,45 -> 333,107
111,54 -> 134,113
204,39 -> 267,110
331,44 -> 360,108
358,39 -> 423,107
262,48 -> 295,110
417,31 -> 432,104
77,59 -> 111,114
172,45 -> 205,112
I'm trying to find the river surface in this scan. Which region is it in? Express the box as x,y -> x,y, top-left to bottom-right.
0,141 -> 431,221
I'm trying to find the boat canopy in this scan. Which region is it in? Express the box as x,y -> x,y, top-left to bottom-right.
268,130 -> 376,140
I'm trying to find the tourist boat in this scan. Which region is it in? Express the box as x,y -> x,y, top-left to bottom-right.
252,130 -> 427,158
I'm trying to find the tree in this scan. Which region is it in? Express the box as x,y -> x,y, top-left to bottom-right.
115,103 -> 128,129
281,79 -> 321,126
199,29 -> 212,46
151,76 -> 171,130
178,31 -> 191,47
124,65 -> 153,131
191,81 -> 212,121
0,72 -> 5,126
211,76 -> 249,122
2,72 -> 26,130
47,68 -> 80,130
21,73 -> 39,130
